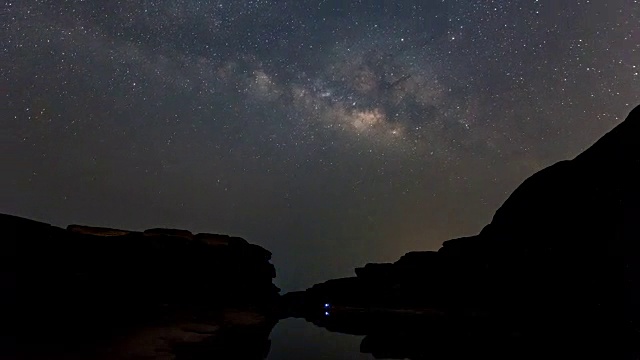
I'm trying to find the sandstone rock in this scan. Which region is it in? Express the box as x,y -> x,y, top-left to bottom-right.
144,228 -> 194,240
67,224 -> 134,237
194,233 -> 232,246
283,104 -> 640,337
1,214 -> 280,339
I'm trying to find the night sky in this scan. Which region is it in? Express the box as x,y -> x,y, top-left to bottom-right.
3,1 -> 639,290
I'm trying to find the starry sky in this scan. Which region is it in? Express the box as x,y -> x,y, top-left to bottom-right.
3,0 -> 639,290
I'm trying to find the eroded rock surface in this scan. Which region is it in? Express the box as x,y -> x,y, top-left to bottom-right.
1,215 -> 279,359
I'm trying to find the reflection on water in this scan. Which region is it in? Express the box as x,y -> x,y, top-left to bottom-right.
268,318 -> 374,360
9,311 -> 635,360
5,315 -> 374,360
271,313 -> 638,360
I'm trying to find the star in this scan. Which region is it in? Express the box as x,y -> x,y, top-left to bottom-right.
3,0 -> 638,291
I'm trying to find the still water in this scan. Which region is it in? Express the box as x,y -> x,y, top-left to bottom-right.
268,318 -> 375,360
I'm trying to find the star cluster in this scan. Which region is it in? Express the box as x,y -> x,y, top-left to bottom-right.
3,0 -> 639,289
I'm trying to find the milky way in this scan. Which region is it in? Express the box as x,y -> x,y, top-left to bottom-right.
3,1 -> 639,289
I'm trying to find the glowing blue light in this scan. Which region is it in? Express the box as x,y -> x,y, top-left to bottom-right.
324,303 -> 330,308
324,311 -> 329,316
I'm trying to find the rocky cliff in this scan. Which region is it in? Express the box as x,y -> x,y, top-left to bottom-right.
1,214 -> 280,357
282,105 -> 640,345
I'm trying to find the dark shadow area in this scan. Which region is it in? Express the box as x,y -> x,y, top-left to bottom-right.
6,314 -> 276,360
301,309 -> 639,360
0,215 -> 279,359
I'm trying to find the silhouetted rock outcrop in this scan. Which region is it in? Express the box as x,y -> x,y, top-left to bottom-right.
282,105 -> 640,350
1,214 -> 280,358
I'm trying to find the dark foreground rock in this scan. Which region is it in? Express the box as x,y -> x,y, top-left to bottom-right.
282,105 -> 640,356
0,216 -> 279,359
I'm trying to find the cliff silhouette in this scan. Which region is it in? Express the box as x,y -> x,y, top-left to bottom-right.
0,216 -> 280,359
282,105 -> 640,357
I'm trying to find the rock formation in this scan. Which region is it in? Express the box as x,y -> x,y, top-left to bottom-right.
282,104 -> 640,352
1,215 -> 279,358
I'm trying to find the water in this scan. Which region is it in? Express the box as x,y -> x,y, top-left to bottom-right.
10,314 -> 376,360
11,314 -> 630,359
268,318 -> 375,360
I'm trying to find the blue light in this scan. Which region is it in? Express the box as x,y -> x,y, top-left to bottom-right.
324,303 -> 330,308
324,311 -> 329,316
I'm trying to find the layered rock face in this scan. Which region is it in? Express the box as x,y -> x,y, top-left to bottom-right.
283,105 -> 640,337
1,215 -> 280,333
